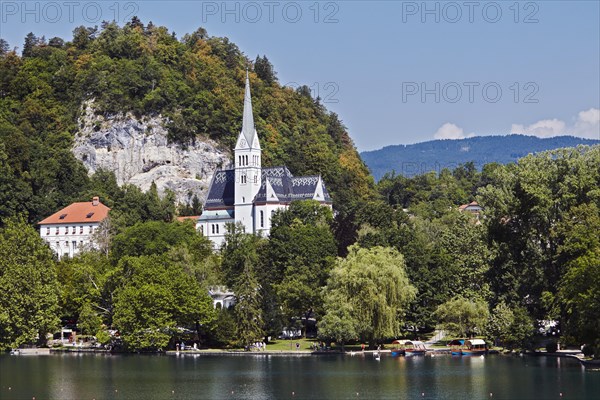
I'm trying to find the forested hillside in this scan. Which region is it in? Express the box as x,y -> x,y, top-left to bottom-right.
0,19 -> 374,244
1,20 -> 599,356
362,135 -> 600,180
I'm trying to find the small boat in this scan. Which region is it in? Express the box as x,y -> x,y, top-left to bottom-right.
447,339 -> 466,356
404,340 -> 427,355
391,340 -> 407,357
461,339 -> 487,356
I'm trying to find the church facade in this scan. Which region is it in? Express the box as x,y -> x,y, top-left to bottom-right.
198,73 -> 332,248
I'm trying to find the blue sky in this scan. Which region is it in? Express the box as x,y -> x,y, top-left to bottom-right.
1,1 -> 599,150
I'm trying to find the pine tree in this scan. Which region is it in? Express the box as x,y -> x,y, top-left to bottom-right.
234,258 -> 264,349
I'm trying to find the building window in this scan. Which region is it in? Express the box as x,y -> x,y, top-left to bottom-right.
260,211 -> 264,228
46,227 -> 50,235
72,226 -> 76,234
254,175 -> 258,183
211,224 -> 215,234
80,226 -> 83,234
56,227 -> 59,235
216,224 -> 219,234
89,225 -> 93,233
200,225 -> 203,234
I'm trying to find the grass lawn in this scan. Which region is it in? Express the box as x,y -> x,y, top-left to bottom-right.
266,338 -> 319,351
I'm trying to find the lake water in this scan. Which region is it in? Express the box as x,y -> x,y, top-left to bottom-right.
1,353 -> 598,399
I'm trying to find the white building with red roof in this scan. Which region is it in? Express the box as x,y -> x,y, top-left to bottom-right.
458,201 -> 483,215
38,196 -> 110,258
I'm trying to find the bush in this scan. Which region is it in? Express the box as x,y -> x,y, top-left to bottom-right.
546,341 -> 558,353
581,344 -> 594,357
95,329 -> 111,345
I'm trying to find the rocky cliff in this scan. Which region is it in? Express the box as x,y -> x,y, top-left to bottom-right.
73,103 -> 231,205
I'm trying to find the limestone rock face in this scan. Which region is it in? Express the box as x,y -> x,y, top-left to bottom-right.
73,102 -> 231,205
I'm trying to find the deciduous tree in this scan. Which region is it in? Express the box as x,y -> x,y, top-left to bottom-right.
0,219 -> 60,349
322,246 -> 416,345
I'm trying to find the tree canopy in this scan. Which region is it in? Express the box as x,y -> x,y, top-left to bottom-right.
0,219 -> 60,349
321,246 -> 416,345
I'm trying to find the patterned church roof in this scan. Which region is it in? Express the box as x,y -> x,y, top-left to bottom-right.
204,166 -> 332,209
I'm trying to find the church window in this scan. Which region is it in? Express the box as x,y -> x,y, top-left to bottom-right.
254,175 -> 257,183
216,224 -> 220,234
211,224 -> 215,234
200,225 -> 203,234
245,155 -> 248,165
260,211 -> 264,228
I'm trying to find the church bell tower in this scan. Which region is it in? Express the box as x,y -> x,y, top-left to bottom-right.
234,70 -> 262,233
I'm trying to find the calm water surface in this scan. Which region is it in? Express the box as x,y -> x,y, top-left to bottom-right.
1,353 -> 598,399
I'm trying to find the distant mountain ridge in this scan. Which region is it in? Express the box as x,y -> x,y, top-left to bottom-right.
361,135 -> 600,180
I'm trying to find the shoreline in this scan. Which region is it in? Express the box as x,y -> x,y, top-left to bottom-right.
9,347 -> 595,366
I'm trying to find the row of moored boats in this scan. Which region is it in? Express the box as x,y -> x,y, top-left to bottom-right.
390,339 -> 488,356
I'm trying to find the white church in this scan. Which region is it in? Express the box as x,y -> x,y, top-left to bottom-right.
198,72 -> 332,248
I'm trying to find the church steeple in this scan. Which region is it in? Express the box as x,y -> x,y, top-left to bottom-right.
237,70 -> 260,150
234,69 -> 262,234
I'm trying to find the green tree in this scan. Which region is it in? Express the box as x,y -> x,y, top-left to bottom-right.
0,39 -> 9,56
0,218 -> 60,349
268,201 -> 336,330
254,55 -> 277,84
111,220 -> 212,262
56,251 -> 113,323
234,258 -> 264,349
112,255 -> 216,351
485,301 -> 514,348
504,306 -> 535,350
78,301 -> 102,335
434,296 -> 489,337
322,246 -> 416,346
558,250 -> 600,344
210,308 -> 237,347
318,292 -> 357,349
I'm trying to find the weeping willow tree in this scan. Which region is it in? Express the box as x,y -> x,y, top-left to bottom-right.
320,246 -> 416,346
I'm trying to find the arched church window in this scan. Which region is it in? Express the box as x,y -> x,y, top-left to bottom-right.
260,211 -> 264,228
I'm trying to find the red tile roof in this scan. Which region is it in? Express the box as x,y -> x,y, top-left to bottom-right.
38,200 -> 110,224
459,201 -> 480,210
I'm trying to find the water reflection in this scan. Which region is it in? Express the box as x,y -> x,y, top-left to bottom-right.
1,353 -> 599,399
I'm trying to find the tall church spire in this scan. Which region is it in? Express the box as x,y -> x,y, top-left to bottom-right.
240,69 -> 258,148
